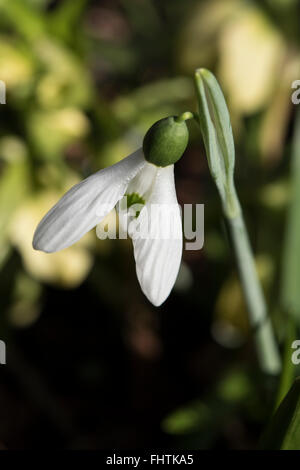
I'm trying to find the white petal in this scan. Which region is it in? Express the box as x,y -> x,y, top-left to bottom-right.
118,161 -> 158,233
126,161 -> 158,198
33,149 -> 145,252
131,165 -> 182,306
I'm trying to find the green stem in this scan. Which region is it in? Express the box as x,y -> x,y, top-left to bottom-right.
226,201 -> 281,375
192,68 -> 281,374
275,109 -> 300,407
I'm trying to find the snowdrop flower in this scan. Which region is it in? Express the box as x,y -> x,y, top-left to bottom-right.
33,114 -> 192,306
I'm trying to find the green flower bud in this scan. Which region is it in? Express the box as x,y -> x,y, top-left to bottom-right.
143,113 -> 192,167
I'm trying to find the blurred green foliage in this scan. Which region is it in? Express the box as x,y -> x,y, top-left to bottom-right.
0,0 -> 299,450
261,378 -> 300,450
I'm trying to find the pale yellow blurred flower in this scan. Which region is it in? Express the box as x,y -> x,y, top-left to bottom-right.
34,39 -> 92,108
259,55 -> 300,163
9,191 -> 94,288
178,0 -> 239,72
259,180 -> 290,210
54,108 -> 90,137
218,6 -> 285,113
0,40 -> 33,88
28,107 -> 90,157
0,136 -> 28,163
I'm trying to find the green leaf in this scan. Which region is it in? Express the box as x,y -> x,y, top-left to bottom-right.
0,0 -> 46,42
281,109 -> 300,322
194,68 -> 239,218
260,378 -> 300,449
49,0 -> 88,44
0,161 -> 31,232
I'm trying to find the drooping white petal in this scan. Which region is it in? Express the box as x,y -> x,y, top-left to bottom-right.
130,164 -> 183,306
33,149 -> 145,253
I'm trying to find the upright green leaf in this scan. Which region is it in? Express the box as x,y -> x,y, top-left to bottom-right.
281,108 -> 300,322
194,68 -> 239,218
194,68 -> 281,375
260,378 -> 300,449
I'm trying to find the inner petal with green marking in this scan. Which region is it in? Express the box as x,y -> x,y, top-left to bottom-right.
126,192 -> 145,208
125,192 -> 145,217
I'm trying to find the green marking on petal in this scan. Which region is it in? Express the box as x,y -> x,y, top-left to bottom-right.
126,192 -> 145,207
125,192 -> 145,217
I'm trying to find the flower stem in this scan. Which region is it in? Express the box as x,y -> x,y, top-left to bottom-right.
174,111 -> 194,123
193,68 -> 281,375
225,199 -> 281,375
